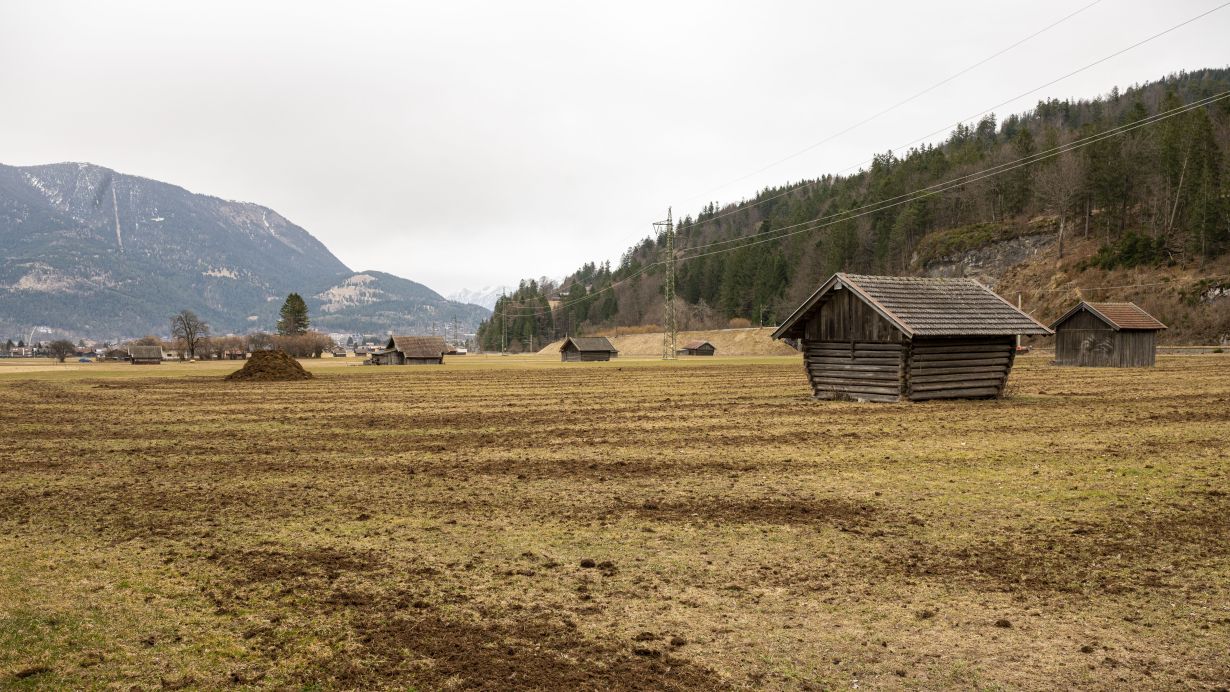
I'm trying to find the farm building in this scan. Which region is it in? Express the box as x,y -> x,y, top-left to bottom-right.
772,273 -> 1051,402
677,340 -> 716,356
372,335 -> 448,365
1050,301 -> 1166,367
128,345 -> 163,365
560,336 -> 618,362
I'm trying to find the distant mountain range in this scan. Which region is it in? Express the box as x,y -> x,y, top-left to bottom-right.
0,162 -> 489,339
446,285 -> 513,311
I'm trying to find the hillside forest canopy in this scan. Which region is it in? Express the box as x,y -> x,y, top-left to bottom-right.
477,69 -> 1230,352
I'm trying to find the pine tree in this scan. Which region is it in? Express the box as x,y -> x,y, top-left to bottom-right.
277,293 -> 310,336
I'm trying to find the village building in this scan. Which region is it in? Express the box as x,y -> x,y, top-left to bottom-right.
773,273 -> 1051,402
677,340 -> 716,356
330,346 -> 348,357
1050,301 -> 1166,367
560,336 -> 618,362
372,335 -> 448,365
128,345 -> 164,365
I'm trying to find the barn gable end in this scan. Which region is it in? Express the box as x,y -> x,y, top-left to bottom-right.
1050,301 -> 1165,367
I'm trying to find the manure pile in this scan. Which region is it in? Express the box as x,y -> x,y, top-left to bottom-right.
224,350 -> 313,381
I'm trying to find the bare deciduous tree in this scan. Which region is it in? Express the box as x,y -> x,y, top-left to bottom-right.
170,310 -> 209,360
1035,152 -> 1084,259
47,339 -> 76,363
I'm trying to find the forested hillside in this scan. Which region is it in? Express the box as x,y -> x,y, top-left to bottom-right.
478,68 -> 1230,350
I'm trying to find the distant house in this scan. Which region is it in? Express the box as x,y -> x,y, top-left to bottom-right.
773,273 -> 1051,402
677,340 -> 716,356
330,347 -> 348,357
128,345 -> 163,365
372,335 -> 448,365
560,336 -> 618,362
1050,301 -> 1166,367
224,349 -> 247,360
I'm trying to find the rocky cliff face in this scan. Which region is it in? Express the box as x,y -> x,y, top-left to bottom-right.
919,234 -> 1056,288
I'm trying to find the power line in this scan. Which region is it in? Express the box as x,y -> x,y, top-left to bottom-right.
671,93 -> 1229,264
679,0 -> 1106,205
668,1 -> 1230,236
673,90 -> 1230,259
495,90 -> 1229,317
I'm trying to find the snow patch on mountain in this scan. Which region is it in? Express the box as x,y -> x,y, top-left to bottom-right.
447,285 -> 512,310
315,273 -> 386,313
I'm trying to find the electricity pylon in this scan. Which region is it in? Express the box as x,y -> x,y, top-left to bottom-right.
656,208 -> 676,360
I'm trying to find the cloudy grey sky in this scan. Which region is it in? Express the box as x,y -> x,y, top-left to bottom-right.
2,1 -> 1228,295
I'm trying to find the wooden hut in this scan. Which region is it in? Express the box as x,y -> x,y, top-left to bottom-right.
1050,301 -> 1166,367
560,336 -> 618,362
128,345 -> 163,365
677,340 -> 716,356
772,273 -> 1051,402
372,335 -> 448,365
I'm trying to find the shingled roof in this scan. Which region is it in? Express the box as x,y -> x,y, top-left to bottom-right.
773,273 -> 1052,339
1051,301 -> 1167,331
384,335 -> 449,358
128,345 -> 163,360
560,336 -> 618,353
681,340 -> 714,350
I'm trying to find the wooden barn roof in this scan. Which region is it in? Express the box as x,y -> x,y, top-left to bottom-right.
681,340 -> 714,349
774,273 -> 1052,339
561,336 -> 618,353
385,335 -> 449,358
1051,301 -> 1167,331
128,345 -> 163,359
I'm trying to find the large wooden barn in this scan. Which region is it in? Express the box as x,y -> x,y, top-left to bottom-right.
372,336 -> 448,365
772,273 -> 1051,402
677,340 -> 716,356
1050,301 -> 1166,367
128,345 -> 163,365
560,336 -> 618,362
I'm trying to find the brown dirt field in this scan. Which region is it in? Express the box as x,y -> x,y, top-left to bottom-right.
0,354 -> 1228,689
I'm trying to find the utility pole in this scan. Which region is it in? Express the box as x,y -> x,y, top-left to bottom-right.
501,290 -> 507,355
657,208 -> 676,360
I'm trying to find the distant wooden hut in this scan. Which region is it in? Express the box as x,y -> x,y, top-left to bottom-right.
330,347 -> 348,357
372,336 -> 448,365
128,345 -> 163,365
560,336 -> 618,362
772,273 -> 1051,402
1050,301 -> 1166,367
677,340 -> 716,356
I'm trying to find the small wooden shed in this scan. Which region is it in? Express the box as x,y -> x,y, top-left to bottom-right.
373,336 -> 448,365
560,336 -> 618,362
128,345 -> 163,365
1050,301 -> 1166,367
677,340 -> 716,356
772,273 -> 1051,402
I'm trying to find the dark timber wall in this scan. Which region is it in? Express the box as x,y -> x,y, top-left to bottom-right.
799,289 -> 1017,402
1054,311 -> 1157,367
562,350 -> 612,362
905,337 -> 1015,400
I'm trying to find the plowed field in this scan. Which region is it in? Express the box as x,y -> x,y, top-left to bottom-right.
1,354 -> 1227,689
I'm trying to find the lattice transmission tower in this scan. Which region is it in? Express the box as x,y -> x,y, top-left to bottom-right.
656,208 -> 676,360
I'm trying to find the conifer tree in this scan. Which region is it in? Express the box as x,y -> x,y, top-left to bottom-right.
277,293 -> 310,336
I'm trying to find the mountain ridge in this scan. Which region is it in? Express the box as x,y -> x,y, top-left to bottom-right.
0,161 -> 489,338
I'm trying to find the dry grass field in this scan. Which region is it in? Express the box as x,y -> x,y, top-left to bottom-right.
1,354 -> 1228,690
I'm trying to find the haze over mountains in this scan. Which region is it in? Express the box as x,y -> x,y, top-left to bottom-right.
0,162 -> 490,339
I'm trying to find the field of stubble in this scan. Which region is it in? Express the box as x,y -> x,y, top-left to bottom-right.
1,354 -> 1228,690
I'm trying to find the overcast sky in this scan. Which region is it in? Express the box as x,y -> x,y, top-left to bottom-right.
2,1 -> 1228,295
